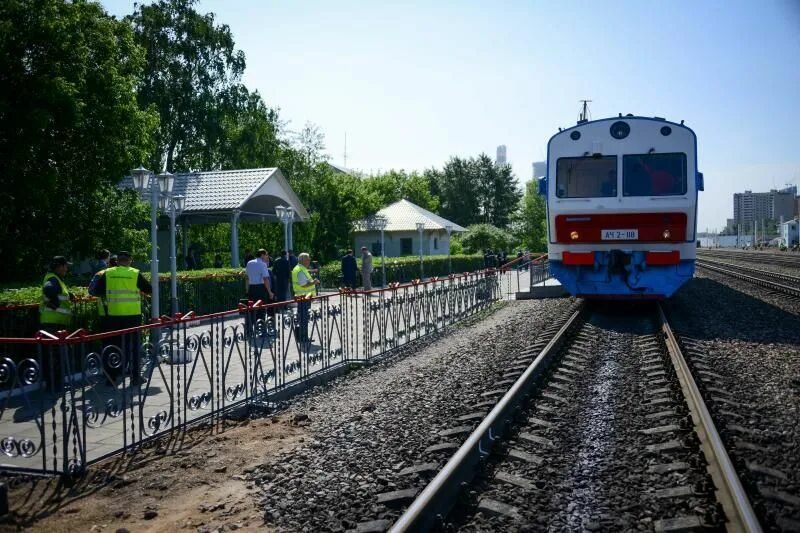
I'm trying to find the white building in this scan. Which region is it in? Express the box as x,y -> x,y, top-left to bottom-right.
353,199 -> 466,257
781,219 -> 799,247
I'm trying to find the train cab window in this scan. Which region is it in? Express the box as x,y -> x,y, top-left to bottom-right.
556,156 -> 617,198
623,153 -> 687,196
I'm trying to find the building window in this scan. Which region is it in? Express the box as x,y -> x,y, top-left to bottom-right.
433,237 -> 438,250
400,238 -> 413,255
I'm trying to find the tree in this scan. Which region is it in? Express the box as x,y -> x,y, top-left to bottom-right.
437,156 -> 481,227
362,170 -> 440,212
435,155 -> 520,228
0,0 -> 157,280
512,180 -> 548,252
401,171 -> 439,212
459,224 -> 516,254
128,0 -> 246,172
217,87 -> 284,170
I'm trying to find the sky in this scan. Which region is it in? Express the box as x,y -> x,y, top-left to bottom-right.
101,0 -> 800,232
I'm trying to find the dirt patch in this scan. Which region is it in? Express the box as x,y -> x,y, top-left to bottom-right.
0,414 -> 307,532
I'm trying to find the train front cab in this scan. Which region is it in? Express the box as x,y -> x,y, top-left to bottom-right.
543,117 -> 701,299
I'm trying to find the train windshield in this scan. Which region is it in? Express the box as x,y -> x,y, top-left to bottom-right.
556,156 -> 617,198
623,153 -> 687,196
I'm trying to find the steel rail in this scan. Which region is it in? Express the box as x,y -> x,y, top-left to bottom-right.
697,258 -> 800,285
696,260 -> 800,298
658,304 -> 762,533
389,302 -> 586,532
697,250 -> 800,269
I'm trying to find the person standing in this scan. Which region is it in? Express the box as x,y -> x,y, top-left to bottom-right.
39,256 -> 74,389
245,249 -> 274,334
360,246 -> 373,290
95,249 -> 111,273
291,253 -> 319,343
341,249 -> 357,289
40,256 -> 74,334
88,251 -> 152,385
288,250 -> 298,269
271,250 -> 291,302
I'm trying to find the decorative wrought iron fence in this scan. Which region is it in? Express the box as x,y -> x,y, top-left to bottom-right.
0,271 -> 500,476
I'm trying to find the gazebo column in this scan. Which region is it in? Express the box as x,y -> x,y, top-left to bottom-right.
231,209 -> 241,267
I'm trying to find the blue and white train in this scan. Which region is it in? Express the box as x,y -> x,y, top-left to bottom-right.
540,115 -> 703,299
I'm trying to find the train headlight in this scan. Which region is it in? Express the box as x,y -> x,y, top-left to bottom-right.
663,229 -> 672,239
570,231 -> 580,240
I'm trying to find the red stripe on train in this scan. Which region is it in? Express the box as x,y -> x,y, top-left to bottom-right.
555,213 -> 687,243
645,251 -> 680,265
562,252 -> 594,265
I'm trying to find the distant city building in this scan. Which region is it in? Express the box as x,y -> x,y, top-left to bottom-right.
532,161 -> 546,179
496,145 -> 507,165
731,186 -> 796,233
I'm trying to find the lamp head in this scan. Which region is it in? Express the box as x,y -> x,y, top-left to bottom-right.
130,166 -> 151,194
157,171 -> 175,195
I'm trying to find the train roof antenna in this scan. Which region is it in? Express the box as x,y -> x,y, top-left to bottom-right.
578,99 -> 592,124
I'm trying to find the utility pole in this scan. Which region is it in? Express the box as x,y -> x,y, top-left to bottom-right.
343,132 -> 348,168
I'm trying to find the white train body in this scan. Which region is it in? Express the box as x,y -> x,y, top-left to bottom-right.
542,116 -> 702,298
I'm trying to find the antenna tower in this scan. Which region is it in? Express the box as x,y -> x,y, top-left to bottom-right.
578,99 -> 592,123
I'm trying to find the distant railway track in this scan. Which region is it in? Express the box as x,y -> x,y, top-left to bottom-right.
697,250 -> 800,269
389,302 -> 761,532
696,258 -> 800,299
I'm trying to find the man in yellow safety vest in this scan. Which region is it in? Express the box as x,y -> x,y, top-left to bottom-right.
40,256 -> 74,333
291,252 -> 319,343
88,251 -> 152,385
40,256 -> 74,390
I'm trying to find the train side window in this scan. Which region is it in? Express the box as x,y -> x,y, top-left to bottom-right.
623,153 -> 687,196
556,156 -> 617,198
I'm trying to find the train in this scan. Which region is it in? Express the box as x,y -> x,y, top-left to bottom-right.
540,115 -> 703,299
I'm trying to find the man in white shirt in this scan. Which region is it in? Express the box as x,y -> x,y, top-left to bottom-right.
246,249 -> 274,334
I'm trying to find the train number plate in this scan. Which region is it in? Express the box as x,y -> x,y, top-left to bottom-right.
601,229 -> 638,240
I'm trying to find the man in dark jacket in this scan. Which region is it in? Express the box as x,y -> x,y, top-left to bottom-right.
341,250 -> 357,288
271,250 -> 291,302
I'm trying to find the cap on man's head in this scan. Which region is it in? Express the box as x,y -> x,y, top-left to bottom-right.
51,256 -> 72,267
117,251 -> 132,259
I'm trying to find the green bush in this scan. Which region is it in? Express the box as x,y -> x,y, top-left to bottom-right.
316,254 -> 484,287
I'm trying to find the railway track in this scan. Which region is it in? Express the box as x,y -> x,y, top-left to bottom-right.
387,302 -> 764,532
696,258 -> 800,299
697,250 -> 800,270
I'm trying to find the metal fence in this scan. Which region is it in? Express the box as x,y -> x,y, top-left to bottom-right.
0,271 -> 500,476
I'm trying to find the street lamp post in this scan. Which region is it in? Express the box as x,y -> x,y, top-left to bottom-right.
372,215 -> 388,287
416,222 -> 425,280
445,224 -> 453,274
275,205 -> 292,251
131,168 -> 182,319
131,166 -> 162,320
165,194 -> 185,314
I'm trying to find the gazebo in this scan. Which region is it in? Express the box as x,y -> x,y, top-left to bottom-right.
122,167 -> 308,267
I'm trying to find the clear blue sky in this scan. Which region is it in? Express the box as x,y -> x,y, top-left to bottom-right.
102,0 -> 800,232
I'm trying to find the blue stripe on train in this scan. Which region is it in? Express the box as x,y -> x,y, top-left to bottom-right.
550,253 -> 694,298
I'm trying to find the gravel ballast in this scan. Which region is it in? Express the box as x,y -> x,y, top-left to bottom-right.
665,276 -> 800,531
248,298 -> 576,531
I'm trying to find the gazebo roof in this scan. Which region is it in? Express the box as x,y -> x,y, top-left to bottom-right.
120,167 -> 308,223
355,199 -> 466,233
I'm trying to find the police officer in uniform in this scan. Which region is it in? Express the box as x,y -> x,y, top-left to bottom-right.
40,256 -> 74,389
89,251 -> 152,384
291,253 -> 319,343
40,256 -> 74,333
